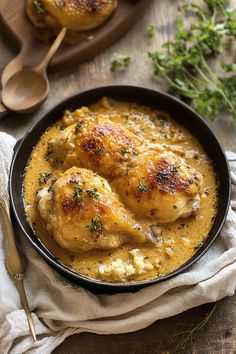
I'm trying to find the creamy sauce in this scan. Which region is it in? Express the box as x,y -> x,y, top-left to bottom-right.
23,98 -> 218,283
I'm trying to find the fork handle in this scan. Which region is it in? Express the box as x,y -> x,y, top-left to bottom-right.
0,201 -> 25,275
14,275 -> 37,342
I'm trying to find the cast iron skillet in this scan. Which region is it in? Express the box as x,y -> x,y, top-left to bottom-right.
9,85 -> 231,293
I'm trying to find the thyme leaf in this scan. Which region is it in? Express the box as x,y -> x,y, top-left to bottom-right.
111,53 -> 132,72
146,25 -> 156,38
87,218 -> 104,235
75,122 -> 83,131
97,145 -> 106,154
39,172 -> 53,184
137,179 -> 148,193
86,188 -> 100,199
33,0 -> 45,14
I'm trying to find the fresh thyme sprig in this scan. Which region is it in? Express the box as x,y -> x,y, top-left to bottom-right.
86,188 -> 100,200
137,178 -> 148,193
38,172 -> 52,184
97,145 -> 106,154
87,218 -> 104,235
38,172 -> 56,185
73,185 -> 101,204
171,303 -> 217,353
75,122 -> 83,131
33,0 -> 45,14
149,0 -> 236,121
73,186 -> 84,204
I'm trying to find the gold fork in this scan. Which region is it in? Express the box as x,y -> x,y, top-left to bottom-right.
0,197 -> 37,341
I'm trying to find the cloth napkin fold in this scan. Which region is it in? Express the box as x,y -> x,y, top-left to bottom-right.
0,132 -> 235,354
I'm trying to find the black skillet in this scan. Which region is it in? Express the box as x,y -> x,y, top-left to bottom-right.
9,85 -> 231,293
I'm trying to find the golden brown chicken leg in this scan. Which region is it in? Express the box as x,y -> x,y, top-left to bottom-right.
37,167 -> 147,252
113,150 -> 203,223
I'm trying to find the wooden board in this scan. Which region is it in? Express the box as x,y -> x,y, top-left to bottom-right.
0,0 -> 152,72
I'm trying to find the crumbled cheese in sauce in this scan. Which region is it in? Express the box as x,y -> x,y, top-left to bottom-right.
98,249 -> 154,282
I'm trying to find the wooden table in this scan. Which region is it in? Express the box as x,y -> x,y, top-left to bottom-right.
0,1 -> 235,353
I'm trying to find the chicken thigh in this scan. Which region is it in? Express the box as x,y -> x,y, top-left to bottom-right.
113,151 -> 203,223
37,167 -> 147,252
26,0 -> 117,34
46,114 -> 139,178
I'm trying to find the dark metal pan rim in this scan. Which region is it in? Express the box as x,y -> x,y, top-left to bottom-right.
9,85 -> 231,293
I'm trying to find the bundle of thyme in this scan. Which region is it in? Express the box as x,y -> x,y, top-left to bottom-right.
149,0 -> 236,121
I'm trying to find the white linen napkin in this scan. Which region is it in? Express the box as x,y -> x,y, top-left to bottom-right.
0,131 -> 236,354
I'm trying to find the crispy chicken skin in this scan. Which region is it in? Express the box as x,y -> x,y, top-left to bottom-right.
47,114 -> 139,178
46,113 -> 203,224
26,0 -> 117,33
37,167 -> 147,252
113,151 -> 203,223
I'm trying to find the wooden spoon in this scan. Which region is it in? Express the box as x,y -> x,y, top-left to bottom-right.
0,69 -> 8,119
1,27 -> 67,114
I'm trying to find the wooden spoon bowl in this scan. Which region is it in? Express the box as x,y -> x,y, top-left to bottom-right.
2,70 -> 48,113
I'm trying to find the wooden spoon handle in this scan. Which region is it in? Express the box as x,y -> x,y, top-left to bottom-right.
0,69 -> 9,118
1,50 -> 30,87
36,27 -> 67,74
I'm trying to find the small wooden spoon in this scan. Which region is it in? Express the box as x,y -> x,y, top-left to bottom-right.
1,27 -> 67,114
0,69 -> 8,119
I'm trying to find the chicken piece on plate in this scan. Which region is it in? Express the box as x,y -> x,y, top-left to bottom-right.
46,114 -> 140,178
113,151 -> 203,224
26,0 -> 117,33
37,167 -> 147,252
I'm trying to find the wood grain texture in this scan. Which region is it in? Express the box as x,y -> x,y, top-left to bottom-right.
0,0 -> 235,353
53,298 -> 236,354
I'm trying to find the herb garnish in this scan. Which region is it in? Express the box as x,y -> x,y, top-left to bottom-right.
170,165 -> 179,173
146,25 -> 156,38
47,186 -> 53,193
73,186 -> 84,204
111,54 -> 132,72
137,179 -> 148,193
54,0 -> 65,8
121,148 -> 130,155
39,172 -> 53,184
171,303 -> 217,352
97,145 -> 106,154
75,122 -> 82,131
87,218 -> 104,235
33,0 -> 45,14
86,188 -> 100,200
149,0 -> 236,121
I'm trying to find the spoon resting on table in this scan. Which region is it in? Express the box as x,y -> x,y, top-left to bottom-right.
1,27 -> 67,114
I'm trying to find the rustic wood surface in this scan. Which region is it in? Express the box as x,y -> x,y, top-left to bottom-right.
0,0 -> 235,353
